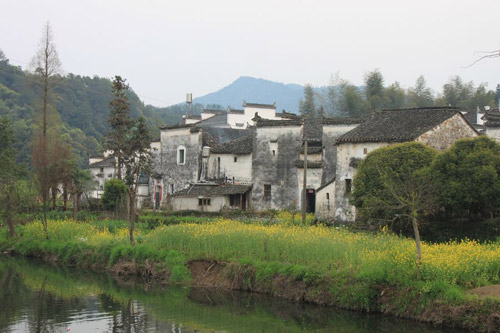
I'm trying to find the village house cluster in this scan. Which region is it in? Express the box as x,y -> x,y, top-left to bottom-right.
88,101 -> 498,222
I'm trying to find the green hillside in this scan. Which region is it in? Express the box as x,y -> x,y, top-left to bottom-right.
0,54 -> 186,168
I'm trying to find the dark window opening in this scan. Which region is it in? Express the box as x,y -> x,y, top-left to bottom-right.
272,150 -> 276,156
345,179 -> 352,194
234,156 -> 238,163
326,193 -> 330,200
100,167 -> 104,173
198,198 -> 211,206
264,184 -> 271,201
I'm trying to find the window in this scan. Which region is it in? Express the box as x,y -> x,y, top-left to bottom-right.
234,156 -> 238,163
198,198 -> 211,206
177,146 -> 186,165
272,150 -> 276,156
326,193 -> 330,200
264,184 -> 271,201
363,147 -> 368,155
170,184 -> 175,194
345,179 -> 352,194
100,167 -> 104,173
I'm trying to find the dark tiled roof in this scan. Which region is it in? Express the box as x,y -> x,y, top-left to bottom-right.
483,109 -> 500,127
202,127 -> 250,147
211,133 -> 253,154
294,159 -> 324,169
322,117 -> 366,125
256,119 -> 302,127
173,183 -> 252,197
336,107 -> 463,144
303,117 -> 323,142
228,108 -> 244,114
276,111 -> 298,119
201,109 -> 226,114
159,123 -> 194,130
461,110 -> 477,125
197,113 -> 229,127
89,156 -> 115,168
243,101 -> 276,109
299,145 -> 322,154
316,178 -> 336,192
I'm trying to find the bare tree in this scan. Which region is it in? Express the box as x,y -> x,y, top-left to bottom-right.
464,49 -> 500,68
30,22 -> 63,236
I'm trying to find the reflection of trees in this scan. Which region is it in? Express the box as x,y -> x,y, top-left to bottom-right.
1,258 -> 442,333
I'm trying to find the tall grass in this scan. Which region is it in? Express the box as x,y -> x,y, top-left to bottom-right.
144,219 -> 500,288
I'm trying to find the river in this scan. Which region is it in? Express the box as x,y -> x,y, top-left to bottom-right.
0,257 -> 462,332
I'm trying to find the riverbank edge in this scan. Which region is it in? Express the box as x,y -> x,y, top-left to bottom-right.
3,247 -> 499,332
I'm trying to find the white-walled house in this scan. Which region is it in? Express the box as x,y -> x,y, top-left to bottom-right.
333,107 -> 479,222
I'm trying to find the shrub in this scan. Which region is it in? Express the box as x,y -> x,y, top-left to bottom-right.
101,179 -> 128,211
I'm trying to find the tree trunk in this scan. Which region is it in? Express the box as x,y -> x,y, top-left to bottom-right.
129,191 -> 136,246
51,186 -> 57,210
411,213 -> 422,262
42,197 -> 49,240
62,183 -> 68,211
5,190 -> 17,238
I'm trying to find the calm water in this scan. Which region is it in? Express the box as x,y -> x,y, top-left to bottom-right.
0,257 -> 462,333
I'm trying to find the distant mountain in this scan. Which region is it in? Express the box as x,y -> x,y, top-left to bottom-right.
193,76 -> 305,113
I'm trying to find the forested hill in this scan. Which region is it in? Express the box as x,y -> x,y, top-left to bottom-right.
0,55 -> 187,168
193,76 -> 304,113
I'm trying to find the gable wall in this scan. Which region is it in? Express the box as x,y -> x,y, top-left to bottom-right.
416,114 -> 478,150
207,153 -> 252,183
251,126 -> 302,210
160,128 -> 201,200
322,124 -> 360,186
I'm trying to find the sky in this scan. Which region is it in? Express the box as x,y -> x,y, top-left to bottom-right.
1,0 -> 499,107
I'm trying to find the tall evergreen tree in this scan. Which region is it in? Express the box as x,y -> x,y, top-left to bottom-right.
364,70 -> 385,113
407,75 -> 434,108
384,82 -> 406,109
337,80 -> 366,117
103,76 -> 132,179
298,84 -> 317,117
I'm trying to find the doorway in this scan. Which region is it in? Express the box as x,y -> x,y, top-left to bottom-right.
306,189 -> 315,213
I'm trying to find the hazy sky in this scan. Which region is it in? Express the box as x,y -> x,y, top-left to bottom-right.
1,0 -> 499,107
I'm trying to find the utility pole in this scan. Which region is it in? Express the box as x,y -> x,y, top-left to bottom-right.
302,139 -> 308,224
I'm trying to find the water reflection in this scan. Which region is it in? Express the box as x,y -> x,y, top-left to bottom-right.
0,258 -> 461,332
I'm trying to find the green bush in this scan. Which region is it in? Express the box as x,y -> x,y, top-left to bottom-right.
101,179 -> 128,211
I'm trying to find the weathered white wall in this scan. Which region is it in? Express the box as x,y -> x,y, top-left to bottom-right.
316,181 -> 335,221
296,168 -> 323,192
160,127 -> 201,203
172,196 -> 228,212
486,127 -> 500,142
207,153 -> 252,183
89,165 -> 115,199
334,142 -> 389,222
252,125 -> 302,210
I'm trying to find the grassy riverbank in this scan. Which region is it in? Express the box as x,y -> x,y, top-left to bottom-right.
1,218 -> 499,331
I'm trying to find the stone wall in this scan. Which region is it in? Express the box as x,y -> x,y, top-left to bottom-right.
159,127 -> 201,204
416,114 -> 478,150
334,142 -> 389,222
315,180 -> 335,221
321,124 -> 359,186
251,125 -> 302,210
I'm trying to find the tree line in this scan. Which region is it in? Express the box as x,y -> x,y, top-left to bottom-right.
299,70 -> 500,117
352,137 -> 500,260
0,23 -> 152,245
